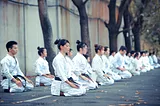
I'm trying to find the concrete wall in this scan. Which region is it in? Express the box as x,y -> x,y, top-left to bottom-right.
0,0 -> 125,76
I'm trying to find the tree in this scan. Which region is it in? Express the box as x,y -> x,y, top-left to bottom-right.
123,4 -> 132,52
38,0 -> 55,74
129,0 -> 150,51
72,0 -> 91,56
104,0 -> 132,51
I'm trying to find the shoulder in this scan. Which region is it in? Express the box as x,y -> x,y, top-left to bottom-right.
0,55 -> 12,64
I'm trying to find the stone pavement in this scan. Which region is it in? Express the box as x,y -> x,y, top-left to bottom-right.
0,68 -> 160,106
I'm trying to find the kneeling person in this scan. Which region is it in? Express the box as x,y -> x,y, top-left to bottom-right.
34,47 -> 54,86
1,41 -> 34,93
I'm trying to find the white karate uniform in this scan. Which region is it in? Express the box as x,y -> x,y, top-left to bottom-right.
0,54 -> 34,92
126,56 -> 140,76
152,55 -> 160,67
139,56 -> 151,71
92,54 -> 114,85
129,57 -> 140,76
72,53 -> 97,89
102,55 -> 121,81
112,52 -> 132,79
34,57 -> 53,86
149,56 -> 159,68
109,55 -> 114,69
52,52 -> 86,96
136,58 -> 147,72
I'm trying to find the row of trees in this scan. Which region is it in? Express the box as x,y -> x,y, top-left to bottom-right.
37,0 -> 159,74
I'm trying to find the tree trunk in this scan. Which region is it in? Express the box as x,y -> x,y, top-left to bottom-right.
105,0 -> 131,51
109,31 -> 118,52
77,5 -> 91,56
72,0 -> 91,57
132,25 -> 141,52
123,5 -> 132,52
38,0 -> 56,74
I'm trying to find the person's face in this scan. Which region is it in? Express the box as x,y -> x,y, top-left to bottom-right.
61,43 -> 70,54
82,45 -> 88,55
9,44 -> 18,55
127,53 -> 131,57
42,49 -> 47,57
68,51 -> 73,57
99,47 -> 104,55
105,48 -> 110,55
112,52 -> 116,56
120,50 -> 126,56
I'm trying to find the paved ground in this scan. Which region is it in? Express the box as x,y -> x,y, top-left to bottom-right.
0,68 -> 160,106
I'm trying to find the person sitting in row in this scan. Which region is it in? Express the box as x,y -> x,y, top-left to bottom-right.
149,53 -> 159,68
102,46 -> 121,81
34,47 -> 54,86
145,51 -> 154,70
82,54 -> 98,87
1,41 -> 34,93
108,50 -> 116,69
112,46 -> 132,79
52,39 -> 86,96
151,51 -> 160,68
125,51 -> 140,76
72,40 -> 97,90
139,51 -> 151,72
92,44 -> 114,85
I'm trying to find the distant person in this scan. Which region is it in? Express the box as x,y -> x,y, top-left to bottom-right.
34,47 -> 54,86
102,46 -> 121,81
112,46 -> 132,79
72,40 -> 97,90
152,51 -> 160,67
52,39 -> 86,96
92,44 -> 114,85
0,41 -> 34,93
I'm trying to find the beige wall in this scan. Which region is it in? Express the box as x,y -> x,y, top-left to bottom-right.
0,0 -> 125,76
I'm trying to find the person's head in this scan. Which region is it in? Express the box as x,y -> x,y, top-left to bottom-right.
145,51 -> 149,56
83,54 -> 90,63
149,52 -> 152,56
6,41 -> 18,56
54,39 -> 70,54
126,52 -> 131,57
140,51 -> 146,57
94,44 -> 104,56
104,46 -> 110,56
130,50 -> 135,57
134,52 -> 140,59
37,47 -> 47,57
110,50 -> 116,56
119,46 -> 127,56
76,40 -> 88,54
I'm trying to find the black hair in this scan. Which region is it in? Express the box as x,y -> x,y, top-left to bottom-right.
54,39 -> 70,50
110,50 -> 116,55
6,41 -> 18,52
126,52 -> 130,56
76,40 -> 87,51
83,54 -> 89,59
104,46 -> 109,52
140,51 -> 145,56
130,50 -> 135,55
94,44 -> 104,53
134,52 -> 139,58
37,46 -> 45,56
119,46 -> 127,51
66,48 -> 72,56
149,52 -> 152,56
